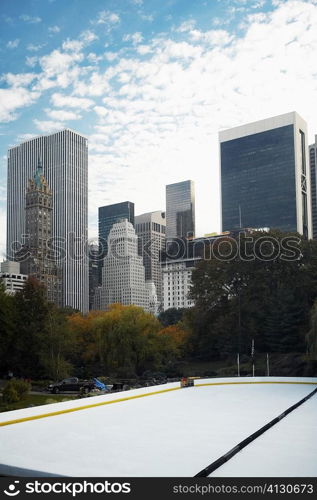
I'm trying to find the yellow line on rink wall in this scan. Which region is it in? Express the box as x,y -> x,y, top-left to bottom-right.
0,386 -> 181,427
1,380 -> 316,428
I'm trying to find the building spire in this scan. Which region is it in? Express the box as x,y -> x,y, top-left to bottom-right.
34,156 -> 43,188
37,156 -> 43,172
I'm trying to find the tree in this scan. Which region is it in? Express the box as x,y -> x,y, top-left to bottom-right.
0,280 -> 15,376
158,308 -> 186,327
67,304 -> 188,377
12,277 -> 51,378
39,305 -> 76,381
187,230 -> 317,360
307,301 -> 317,359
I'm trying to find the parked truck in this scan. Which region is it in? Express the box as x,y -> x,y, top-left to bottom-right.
47,377 -> 96,394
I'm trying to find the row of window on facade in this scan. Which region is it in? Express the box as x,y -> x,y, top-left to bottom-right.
135,222 -> 166,234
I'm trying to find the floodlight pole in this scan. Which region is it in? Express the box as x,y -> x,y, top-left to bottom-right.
237,353 -> 240,377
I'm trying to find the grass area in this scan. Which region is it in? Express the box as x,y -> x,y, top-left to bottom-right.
0,393 -> 76,413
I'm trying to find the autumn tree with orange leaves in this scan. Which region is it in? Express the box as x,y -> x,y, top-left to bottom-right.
67,304 -> 187,377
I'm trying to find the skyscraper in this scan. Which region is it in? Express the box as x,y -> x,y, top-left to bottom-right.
309,137 -> 317,239
98,201 -> 134,283
19,159 -> 61,305
88,243 -> 100,310
135,210 -> 166,308
219,112 -> 312,238
101,219 -> 149,311
7,129 -> 88,312
166,180 -> 195,239
160,235 -> 218,311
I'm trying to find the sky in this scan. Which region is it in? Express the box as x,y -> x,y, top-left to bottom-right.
1,0 -> 317,257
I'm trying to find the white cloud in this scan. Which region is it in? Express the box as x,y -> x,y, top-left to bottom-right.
48,25 -> 60,33
16,133 -> 38,142
93,106 -> 109,117
87,52 -> 103,63
72,71 -> 111,97
25,56 -> 38,67
105,51 -> 119,61
62,39 -> 84,52
80,30 -> 98,44
140,14 -> 154,21
0,87 -> 39,122
123,32 -> 143,45
158,40 -> 203,60
96,10 -> 120,25
6,39 -> 20,49
131,0 -> 143,4
35,49 -> 84,91
4,73 -> 36,87
4,16 -> 13,25
252,0 -> 266,7
33,119 -> 64,133
19,14 -> 41,23
50,93 -> 94,110
189,29 -> 233,46
27,43 -> 46,51
45,108 -> 82,121
137,45 -> 152,55
176,20 -> 196,33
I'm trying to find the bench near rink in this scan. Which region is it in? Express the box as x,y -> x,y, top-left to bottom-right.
0,376 -> 316,477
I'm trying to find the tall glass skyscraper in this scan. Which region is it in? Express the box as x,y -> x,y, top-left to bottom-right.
166,180 -> 195,239
219,112 -> 312,238
7,129 -> 89,312
309,137 -> 317,239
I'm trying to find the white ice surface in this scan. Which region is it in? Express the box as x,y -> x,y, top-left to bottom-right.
211,387 -> 317,477
0,377 -> 316,477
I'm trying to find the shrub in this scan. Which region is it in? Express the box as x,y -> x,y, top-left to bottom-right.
2,379 -> 30,403
2,385 -> 19,404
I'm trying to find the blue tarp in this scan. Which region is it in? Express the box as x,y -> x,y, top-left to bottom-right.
93,378 -> 107,391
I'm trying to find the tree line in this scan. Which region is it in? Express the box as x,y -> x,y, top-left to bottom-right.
0,277 -> 187,381
186,230 -> 317,366
1,230 -> 317,381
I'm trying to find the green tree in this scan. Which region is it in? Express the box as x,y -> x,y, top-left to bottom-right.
13,276 -> 50,378
158,308 -> 186,327
187,230 -> 317,360
39,305 -> 75,381
0,280 -> 15,375
307,300 -> 317,359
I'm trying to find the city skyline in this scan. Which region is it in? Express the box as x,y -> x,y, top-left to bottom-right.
2,0 -> 317,256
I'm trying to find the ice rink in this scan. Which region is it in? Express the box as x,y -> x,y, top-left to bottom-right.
0,377 -> 316,477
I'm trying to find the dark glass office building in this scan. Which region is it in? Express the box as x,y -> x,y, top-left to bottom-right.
88,243 -> 99,310
166,180 -> 195,239
98,201 -> 135,283
220,112 -> 312,238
